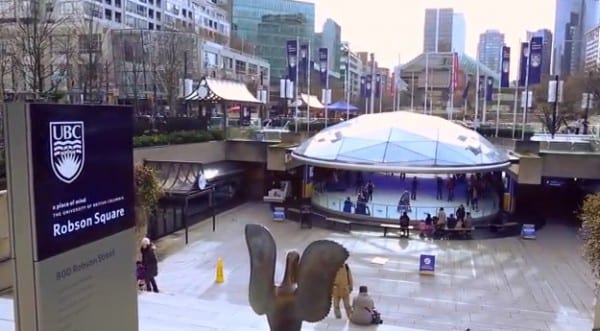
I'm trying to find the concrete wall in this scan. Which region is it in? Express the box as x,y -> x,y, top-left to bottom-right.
541,153 -> 600,179
0,191 -> 12,292
225,141 -> 269,163
134,141 -> 227,164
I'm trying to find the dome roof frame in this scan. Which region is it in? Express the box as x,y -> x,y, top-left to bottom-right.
291,112 -> 511,174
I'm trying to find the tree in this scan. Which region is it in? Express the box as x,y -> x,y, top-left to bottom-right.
579,192 -> 600,330
10,0 -> 66,95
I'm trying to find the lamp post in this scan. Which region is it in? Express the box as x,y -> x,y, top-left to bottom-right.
584,71 -> 593,134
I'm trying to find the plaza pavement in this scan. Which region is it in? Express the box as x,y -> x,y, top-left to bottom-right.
0,202 -> 596,330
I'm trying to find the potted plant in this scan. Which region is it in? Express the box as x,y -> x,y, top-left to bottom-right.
134,164 -> 162,250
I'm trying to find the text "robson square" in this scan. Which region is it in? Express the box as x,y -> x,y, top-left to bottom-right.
53,208 -> 126,237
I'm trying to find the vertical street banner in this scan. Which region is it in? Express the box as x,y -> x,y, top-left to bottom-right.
518,42 -> 529,87
375,73 -> 381,98
452,52 -> 460,89
286,40 -> 298,83
462,76 -> 471,102
501,46 -> 511,88
528,36 -> 543,85
390,72 -> 395,94
486,77 -> 494,102
299,43 -> 309,82
360,76 -> 366,98
478,75 -> 485,98
365,74 -> 372,97
319,47 -> 328,86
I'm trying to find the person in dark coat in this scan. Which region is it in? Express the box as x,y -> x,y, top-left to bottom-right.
141,237 -> 159,293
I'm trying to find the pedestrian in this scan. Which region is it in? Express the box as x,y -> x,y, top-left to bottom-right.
411,176 -> 418,200
436,176 -> 444,200
140,237 -> 159,293
366,180 -> 375,201
332,263 -> 354,319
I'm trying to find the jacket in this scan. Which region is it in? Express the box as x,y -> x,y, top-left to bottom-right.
141,246 -> 158,277
332,264 -> 353,297
350,293 -> 375,325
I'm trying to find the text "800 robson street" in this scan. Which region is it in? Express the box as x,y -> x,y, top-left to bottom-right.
53,208 -> 126,237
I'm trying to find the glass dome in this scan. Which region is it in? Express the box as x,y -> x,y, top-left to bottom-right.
292,112 -> 510,173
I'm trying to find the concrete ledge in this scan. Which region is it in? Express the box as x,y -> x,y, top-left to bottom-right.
133,141 -> 227,165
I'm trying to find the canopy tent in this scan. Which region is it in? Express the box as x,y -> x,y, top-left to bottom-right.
327,100 -> 359,112
291,93 -> 325,109
184,77 -> 263,104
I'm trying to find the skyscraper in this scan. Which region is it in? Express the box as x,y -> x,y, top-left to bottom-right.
452,13 -> 466,54
320,19 -> 342,73
553,0 -> 584,76
527,29 -> 553,77
477,30 -> 505,74
423,8 -> 465,53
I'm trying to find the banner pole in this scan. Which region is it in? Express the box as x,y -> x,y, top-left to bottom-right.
307,40 -> 311,135
521,47 -> 531,140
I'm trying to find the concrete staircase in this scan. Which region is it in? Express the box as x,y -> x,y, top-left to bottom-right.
0,292 -> 428,331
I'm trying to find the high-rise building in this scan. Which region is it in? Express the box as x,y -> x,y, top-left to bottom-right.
553,0 -> 584,76
320,19 -> 342,73
256,14 -> 310,80
477,30 -> 505,74
584,25 -> 600,71
340,42 -> 364,99
526,29 -> 553,77
452,13 -> 466,54
231,0 -> 315,45
423,8 -> 465,53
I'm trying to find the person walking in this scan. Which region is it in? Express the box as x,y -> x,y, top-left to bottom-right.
411,176 -> 418,200
332,263 -> 354,319
140,237 -> 159,293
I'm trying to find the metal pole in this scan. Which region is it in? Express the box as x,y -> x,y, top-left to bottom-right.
307,40 -> 311,134
521,48 -> 531,140
475,63 -> 480,120
379,87 -> 383,112
512,86 -> 518,138
495,84 -> 501,137
369,53 -> 376,113
483,75 -> 488,123
294,36 -> 299,131
345,49 -> 350,120
449,53 -> 455,120
424,53 -> 429,113
410,71 -> 415,111
551,75 -> 559,138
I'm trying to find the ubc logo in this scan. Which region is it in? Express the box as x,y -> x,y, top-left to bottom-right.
49,121 -> 85,184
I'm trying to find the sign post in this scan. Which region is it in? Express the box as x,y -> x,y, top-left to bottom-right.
521,224 -> 536,239
419,254 -> 436,276
5,103 -> 138,331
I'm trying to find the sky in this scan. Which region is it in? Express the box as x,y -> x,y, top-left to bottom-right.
312,0 -> 555,77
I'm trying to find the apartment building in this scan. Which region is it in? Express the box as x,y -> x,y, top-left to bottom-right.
340,43 -> 364,99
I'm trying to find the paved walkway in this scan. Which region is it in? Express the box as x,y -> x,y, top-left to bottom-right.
1,202 -> 595,330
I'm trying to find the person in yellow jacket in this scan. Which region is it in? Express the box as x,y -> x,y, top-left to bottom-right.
332,263 -> 354,319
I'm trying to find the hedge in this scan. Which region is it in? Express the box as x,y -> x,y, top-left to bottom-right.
133,129 -> 223,148
134,117 -> 207,136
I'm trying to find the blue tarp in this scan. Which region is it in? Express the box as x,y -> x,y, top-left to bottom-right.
327,100 -> 359,111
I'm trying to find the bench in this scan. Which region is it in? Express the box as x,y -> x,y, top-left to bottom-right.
380,224 -> 414,237
489,222 -> 519,228
442,227 -> 475,239
325,217 -> 352,232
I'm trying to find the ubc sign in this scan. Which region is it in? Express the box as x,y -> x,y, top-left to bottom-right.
419,254 -> 436,275
5,103 -> 138,331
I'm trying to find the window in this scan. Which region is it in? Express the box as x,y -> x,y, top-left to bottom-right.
156,0 -> 161,7
104,8 -> 112,20
148,9 -> 153,18
115,11 -> 122,22
78,34 -> 102,53
235,60 -> 246,74
148,22 -> 154,29
125,14 -> 135,27
104,0 -> 111,5
156,24 -> 161,30
156,12 -> 161,20
115,0 -> 121,7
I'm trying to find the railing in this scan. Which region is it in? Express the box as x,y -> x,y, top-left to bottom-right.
311,190 -> 497,221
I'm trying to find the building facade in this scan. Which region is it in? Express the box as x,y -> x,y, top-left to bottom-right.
201,41 -> 270,86
553,0 -> 584,76
231,0 -> 314,45
477,30 -> 505,74
452,13 -> 466,54
423,8 -> 454,53
256,13 -> 310,81
526,29 -> 553,77
321,18 -> 342,73
584,24 -> 600,71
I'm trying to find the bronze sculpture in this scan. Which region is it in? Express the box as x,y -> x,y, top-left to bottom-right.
244,224 -> 349,331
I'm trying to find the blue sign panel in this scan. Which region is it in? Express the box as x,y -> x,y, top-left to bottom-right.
419,254 -> 436,275
29,104 -> 134,261
521,224 -> 536,239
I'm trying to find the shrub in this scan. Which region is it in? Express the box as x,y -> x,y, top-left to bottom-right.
132,130 -> 223,148
580,193 -> 600,278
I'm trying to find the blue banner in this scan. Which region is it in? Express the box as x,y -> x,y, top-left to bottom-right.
518,42 -> 528,87
501,46 -> 510,88
462,76 -> 470,101
375,74 -> 381,98
365,74 -> 372,97
360,76 -> 366,98
486,77 -> 494,102
419,254 -> 436,275
528,36 -> 543,85
286,40 -> 298,82
299,44 -> 309,82
319,47 -> 328,86
478,75 -> 485,97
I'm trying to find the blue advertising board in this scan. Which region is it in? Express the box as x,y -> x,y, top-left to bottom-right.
419,254 -> 436,275
29,103 -> 134,261
521,224 -> 536,239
